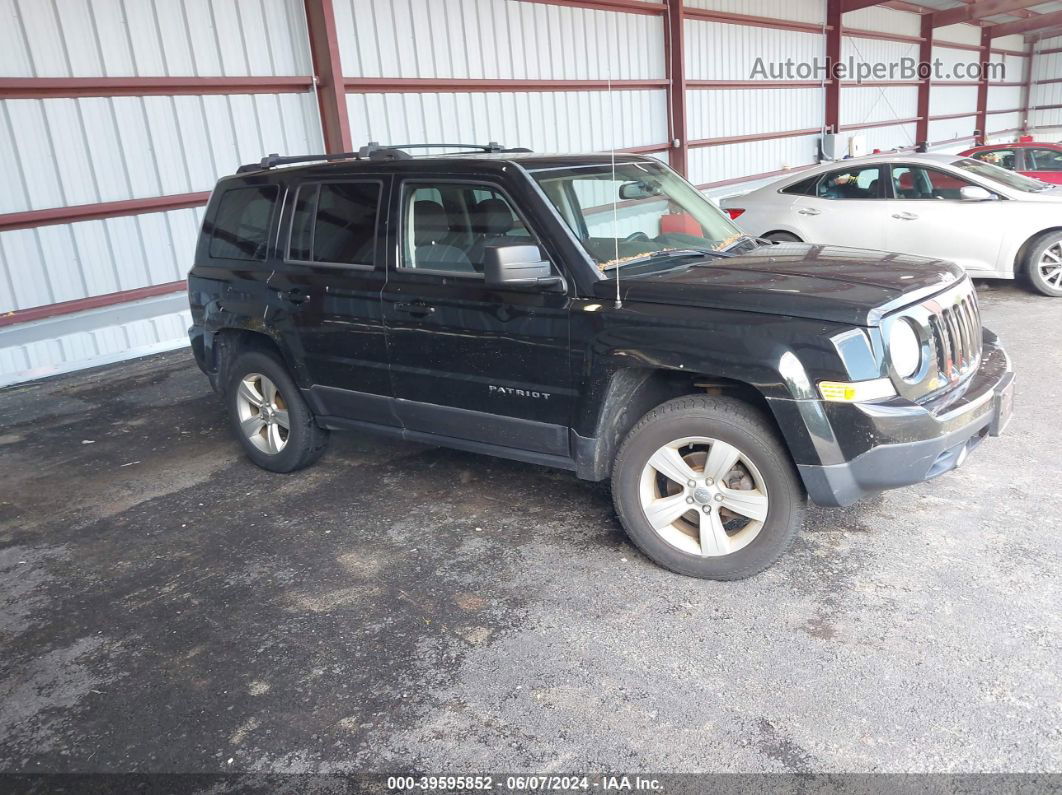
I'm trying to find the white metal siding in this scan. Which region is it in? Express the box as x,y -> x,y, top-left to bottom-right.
840,85 -> 918,128
686,20 -> 822,81
934,24 -> 981,48
843,6 -> 919,37
0,206 -> 203,314
0,93 -> 321,214
334,0 -> 665,80
346,90 -> 668,153
0,0 -> 312,77
687,88 -> 822,140
688,134 -> 820,187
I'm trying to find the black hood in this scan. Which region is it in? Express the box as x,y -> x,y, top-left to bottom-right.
595,242 -> 966,326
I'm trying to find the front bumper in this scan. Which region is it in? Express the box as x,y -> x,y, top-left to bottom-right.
797,330 -> 1013,507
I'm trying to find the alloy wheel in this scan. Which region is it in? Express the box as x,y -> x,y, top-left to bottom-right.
235,373 -> 290,454
638,436 -> 769,557
1039,241 -> 1062,289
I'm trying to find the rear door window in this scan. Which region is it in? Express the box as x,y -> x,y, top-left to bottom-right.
207,185 -> 278,261
1027,148 -> 1062,172
287,182 -> 382,266
970,149 -> 1017,171
815,166 -> 882,200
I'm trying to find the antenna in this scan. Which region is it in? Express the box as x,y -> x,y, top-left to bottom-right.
608,59 -> 622,309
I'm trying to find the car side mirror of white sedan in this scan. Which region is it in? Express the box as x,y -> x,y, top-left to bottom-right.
960,186 -> 995,201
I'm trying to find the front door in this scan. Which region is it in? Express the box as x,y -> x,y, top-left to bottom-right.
788,164 -> 887,251
882,164 -> 1003,274
266,177 -> 398,426
381,178 -> 574,457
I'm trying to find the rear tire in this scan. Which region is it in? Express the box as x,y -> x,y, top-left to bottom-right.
1023,230 -> 1062,296
611,395 -> 804,580
225,350 -> 329,473
764,231 -> 802,243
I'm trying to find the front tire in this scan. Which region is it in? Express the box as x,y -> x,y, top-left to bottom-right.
611,395 -> 804,580
764,231 -> 802,243
225,350 -> 329,473
1023,231 -> 1062,296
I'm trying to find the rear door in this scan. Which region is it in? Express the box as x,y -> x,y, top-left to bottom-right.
380,176 -> 574,457
1024,147 -> 1062,185
788,164 -> 888,250
266,176 -> 397,426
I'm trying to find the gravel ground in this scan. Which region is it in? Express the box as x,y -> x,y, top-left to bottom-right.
0,282 -> 1058,777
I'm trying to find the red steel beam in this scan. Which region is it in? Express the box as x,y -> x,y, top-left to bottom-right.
683,6 -> 832,34
932,0 -> 1047,29
842,0 -> 890,12
0,281 -> 187,329
518,0 -> 667,14
839,116 -> 921,131
0,76 -> 314,100
826,0 -> 842,134
665,0 -> 687,176
843,27 -> 923,44
987,9 -> 1062,38
0,192 -> 211,233
343,78 -> 669,92
688,80 -> 830,89
689,127 -> 823,148
975,26 -> 992,144
304,0 -> 351,154
916,14 -> 933,149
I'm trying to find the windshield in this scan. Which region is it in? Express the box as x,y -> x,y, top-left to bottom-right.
530,161 -> 743,270
951,157 -> 1050,193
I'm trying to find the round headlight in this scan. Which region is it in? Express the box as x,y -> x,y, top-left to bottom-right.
889,318 -> 922,379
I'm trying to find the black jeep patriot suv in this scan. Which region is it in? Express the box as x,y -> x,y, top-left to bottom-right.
188,143 -> 1014,580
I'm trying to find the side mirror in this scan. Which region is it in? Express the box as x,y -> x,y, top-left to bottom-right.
483,245 -> 565,292
960,185 -> 994,201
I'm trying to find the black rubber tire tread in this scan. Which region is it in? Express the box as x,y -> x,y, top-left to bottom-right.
225,350 -> 329,473
1022,230 -> 1062,297
764,231 -> 802,243
611,394 -> 805,580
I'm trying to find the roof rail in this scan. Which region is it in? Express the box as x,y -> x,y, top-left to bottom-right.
236,142 -> 531,173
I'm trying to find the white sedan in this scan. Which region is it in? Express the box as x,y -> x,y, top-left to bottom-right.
719,153 -> 1062,296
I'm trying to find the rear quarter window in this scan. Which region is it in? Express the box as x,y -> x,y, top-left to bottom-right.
206,185 -> 279,261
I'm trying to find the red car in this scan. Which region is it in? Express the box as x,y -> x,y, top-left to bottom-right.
959,142 -> 1062,185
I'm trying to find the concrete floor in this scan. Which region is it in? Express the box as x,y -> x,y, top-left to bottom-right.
0,283 -> 1059,775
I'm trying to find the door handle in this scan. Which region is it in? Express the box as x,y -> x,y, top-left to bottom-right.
796,208 -> 821,216
891,212 -> 919,220
394,301 -> 436,317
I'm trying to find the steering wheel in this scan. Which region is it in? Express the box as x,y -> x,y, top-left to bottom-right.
623,231 -> 650,243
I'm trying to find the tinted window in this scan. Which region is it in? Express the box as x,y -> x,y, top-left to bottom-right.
400,183 -> 540,275
207,186 -> 278,261
892,165 -> 974,200
816,166 -> 882,200
1028,148 -> 1062,172
781,175 -> 820,196
287,182 -> 381,266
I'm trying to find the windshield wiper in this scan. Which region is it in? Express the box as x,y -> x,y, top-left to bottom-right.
615,247 -> 734,268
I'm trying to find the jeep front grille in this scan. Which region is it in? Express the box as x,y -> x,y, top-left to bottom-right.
927,288 -> 982,383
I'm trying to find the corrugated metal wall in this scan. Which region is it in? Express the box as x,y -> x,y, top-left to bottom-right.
1031,34 -> 1062,135
0,0 -> 323,386
0,0 -> 1043,387
336,0 -> 668,153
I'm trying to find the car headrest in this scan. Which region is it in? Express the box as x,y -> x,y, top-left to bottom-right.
413,200 -> 449,246
472,198 -> 514,235
897,172 -> 914,190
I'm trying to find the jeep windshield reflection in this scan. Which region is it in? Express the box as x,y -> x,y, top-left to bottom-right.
530,161 -> 743,270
